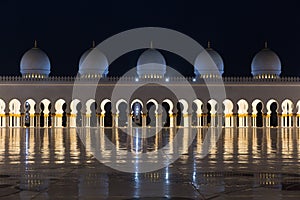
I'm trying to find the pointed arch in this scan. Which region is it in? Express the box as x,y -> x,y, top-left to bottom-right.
100,99 -> 111,114
281,99 -> 293,127
223,99 -> 234,127
237,99 -> 249,127
252,99 -> 264,127
9,99 -> 21,127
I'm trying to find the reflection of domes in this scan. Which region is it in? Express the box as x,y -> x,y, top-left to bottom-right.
251,43 -> 281,77
79,41 -> 109,77
137,48 -> 166,78
20,41 -> 50,78
194,42 -> 224,77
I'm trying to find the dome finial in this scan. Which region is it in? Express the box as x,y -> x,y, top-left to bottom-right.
34,40 -> 38,48
264,41 -> 268,49
208,41 -> 211,48
150,41 -> 153,49
92,40 -> 95,48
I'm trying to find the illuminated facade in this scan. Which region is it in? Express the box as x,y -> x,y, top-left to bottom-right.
0,41 -> 300,129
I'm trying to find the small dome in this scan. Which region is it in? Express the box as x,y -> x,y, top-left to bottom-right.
79,42 -> 109,77
137,48 -> 166,78
194,42 -> 224,77
251,44 -> 281,77
20,41 -> 50,77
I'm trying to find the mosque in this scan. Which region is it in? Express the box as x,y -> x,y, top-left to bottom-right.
0,40 -> 299,129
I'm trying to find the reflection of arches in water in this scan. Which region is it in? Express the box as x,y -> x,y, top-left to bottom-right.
104,102 -> 112,127
132,102 -> 142,127
270,102 -> 278,127
176,102 -> 184,126
256,102 -> 263,127
76,102 -> 82,127
162,102 -> 170,127
146,102 -> 156,126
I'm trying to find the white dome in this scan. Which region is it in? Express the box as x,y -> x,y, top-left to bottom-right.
194,43 -> 224,77
137,48 -> 166,78
20,42 -> 50,77
79,44 -> 109,77
251,46 -> 281,77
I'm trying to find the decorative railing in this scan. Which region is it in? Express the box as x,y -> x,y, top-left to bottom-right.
0,75 -> 300,84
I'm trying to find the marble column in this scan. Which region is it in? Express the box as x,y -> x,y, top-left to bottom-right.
169,113 -> 174,128
44,114 -> 49,127
100,113 -> 105,127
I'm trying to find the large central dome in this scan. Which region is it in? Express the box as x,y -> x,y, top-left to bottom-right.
137,48 -> 166,78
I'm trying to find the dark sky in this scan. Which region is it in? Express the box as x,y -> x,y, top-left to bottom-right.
0,0 -> 299,77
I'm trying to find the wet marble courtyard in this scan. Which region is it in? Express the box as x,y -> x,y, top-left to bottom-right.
0,127 -> 300,199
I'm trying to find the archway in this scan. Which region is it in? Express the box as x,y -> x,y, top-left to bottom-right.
237,99 -> 248,127
90,102 -> 97,127
146,99 -> 158,127
100,99 -> 111,127
75,102 -> 82,127
281,99 -> 293,127
223,99 -> 234,127
207,102 -> 211,126
9,99 -> 21,127
85,99 -> 96,127
266,99 -> 278,127
193,99 -> 203,127
270,102 -> 278,127
178,99 -> 189,127
24,99 -> 36,127
208,99 -> 218,127
162,99 -> 173,127
252,99 -> 263,127
70,99 -> 81,127
176,102 -> 184,126
104,102 -> 112,127
40,99 -> 51,127
191,102 -> 197,126
116,99 -> 128,127
54,99 -> 66,127
131,100 -> 143,127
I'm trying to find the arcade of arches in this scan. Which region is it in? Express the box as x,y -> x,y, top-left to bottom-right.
0,98 -> 299,128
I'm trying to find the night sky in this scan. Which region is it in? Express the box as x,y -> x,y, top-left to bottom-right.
0,0 -> 299,77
